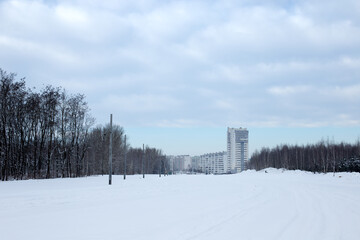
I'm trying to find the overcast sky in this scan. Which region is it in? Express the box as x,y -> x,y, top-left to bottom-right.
1,0 -> 359,155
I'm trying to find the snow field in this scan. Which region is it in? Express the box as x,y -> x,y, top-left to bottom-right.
1,169 -> 360,240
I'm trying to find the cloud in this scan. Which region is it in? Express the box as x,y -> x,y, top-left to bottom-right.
214,99 -> 234,110
154,118 -> 211,128
340,56 -> 360,68
322,84 -> 360,101
268,85 -> 312,96
102,94 -> 182,113
55,5 -> 89,26
0,0 -> 359,127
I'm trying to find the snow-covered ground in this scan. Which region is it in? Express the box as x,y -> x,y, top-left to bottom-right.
1,169 -> 360,240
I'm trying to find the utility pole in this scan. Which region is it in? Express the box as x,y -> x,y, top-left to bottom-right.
142,144 -> 145,178
172,158 -> 175,175
124,135 -> 127,180
109,114 -> 113,185
159,158 -> 161,177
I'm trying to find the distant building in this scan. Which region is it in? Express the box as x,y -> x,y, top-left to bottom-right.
191,156 -> 200,172
195,152 -> 228,174
167,155 -> 192,173
168,127 -> 248,174
227,127 -> 249,173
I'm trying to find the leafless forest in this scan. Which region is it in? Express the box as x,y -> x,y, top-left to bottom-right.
0,69 -> 167,181
249,140 -> 360,173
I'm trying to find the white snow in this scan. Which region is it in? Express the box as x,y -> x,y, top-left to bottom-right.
1,169 -> 360,240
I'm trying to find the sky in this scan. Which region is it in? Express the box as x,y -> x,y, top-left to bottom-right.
0,0 -> 359,156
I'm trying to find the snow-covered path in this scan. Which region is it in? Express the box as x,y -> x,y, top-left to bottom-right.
1,169 -> 360,240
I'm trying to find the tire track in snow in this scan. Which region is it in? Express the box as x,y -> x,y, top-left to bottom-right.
271,183 -> 325,240
181,185 -> 271,240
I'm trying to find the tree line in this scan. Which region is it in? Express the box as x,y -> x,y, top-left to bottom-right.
249,140 -> 360,173
85,124 -> 169,177
0,68 -> 167,181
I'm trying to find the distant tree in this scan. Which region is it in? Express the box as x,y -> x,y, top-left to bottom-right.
249,140 -> 360,173
86,124 -> 125,175
0,68 -> 95,180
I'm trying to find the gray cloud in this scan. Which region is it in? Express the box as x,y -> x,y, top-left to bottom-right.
0,0 -> 359,127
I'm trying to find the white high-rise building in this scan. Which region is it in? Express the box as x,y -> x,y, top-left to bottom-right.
227,127 -> 249,173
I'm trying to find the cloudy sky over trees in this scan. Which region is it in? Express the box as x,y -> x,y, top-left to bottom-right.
1,0 -> 359,155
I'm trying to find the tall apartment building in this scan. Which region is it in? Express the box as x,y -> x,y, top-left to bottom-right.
227,127 -> 249,173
